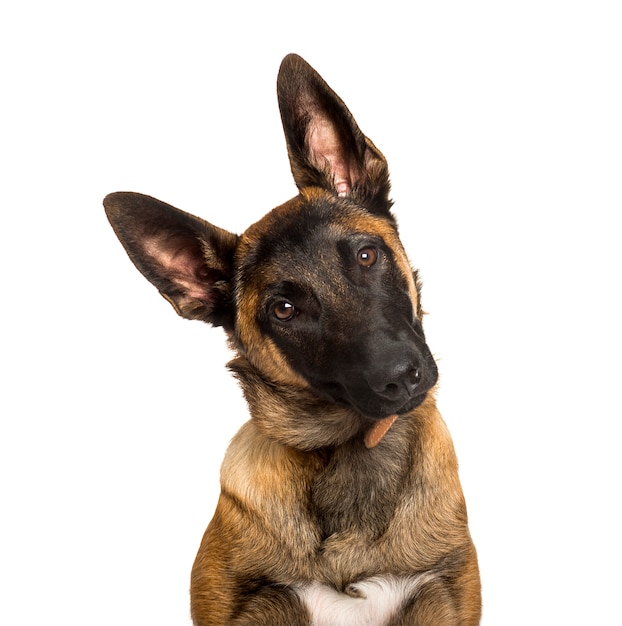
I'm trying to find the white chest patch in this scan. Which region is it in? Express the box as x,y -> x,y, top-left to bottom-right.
295,573 -> 437,626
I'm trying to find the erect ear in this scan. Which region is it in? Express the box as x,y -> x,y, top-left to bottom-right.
103,192 -> 238,328
277,54 -> 392,215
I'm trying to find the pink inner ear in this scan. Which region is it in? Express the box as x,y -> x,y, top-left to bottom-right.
308,116 -> 356,196
143,235 -> 211,301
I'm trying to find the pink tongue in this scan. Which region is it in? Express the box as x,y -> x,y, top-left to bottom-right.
364,414 -> 399,449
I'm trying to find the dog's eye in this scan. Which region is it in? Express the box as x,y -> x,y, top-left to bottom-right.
357,247 -> 378,267
273,300 -> 297,322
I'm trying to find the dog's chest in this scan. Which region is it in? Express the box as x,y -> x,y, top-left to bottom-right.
295,573 -> 436,626
311,437 -> 411,536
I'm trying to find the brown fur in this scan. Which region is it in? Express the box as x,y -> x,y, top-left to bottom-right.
104,54 -> 481,625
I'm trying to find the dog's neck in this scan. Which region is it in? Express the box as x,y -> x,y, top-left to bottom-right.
227,356 -> 379,450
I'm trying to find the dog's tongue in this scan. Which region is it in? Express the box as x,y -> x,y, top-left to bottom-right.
364,414 -> 399,449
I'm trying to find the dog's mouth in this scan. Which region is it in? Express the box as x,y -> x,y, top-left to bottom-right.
322,383 -> 430,422
392,389 -> 429,416
354,382 -> 428,421
362,391 -> 430,449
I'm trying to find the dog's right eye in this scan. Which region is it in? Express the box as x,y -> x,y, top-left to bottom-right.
273,300 -> 297,322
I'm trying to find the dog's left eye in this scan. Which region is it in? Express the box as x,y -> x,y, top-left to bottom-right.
357,247 -> 378,267
273,300 -> 297,322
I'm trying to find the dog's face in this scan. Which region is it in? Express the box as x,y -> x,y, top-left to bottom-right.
104,54 -> 438,438
235,190 -> 437,420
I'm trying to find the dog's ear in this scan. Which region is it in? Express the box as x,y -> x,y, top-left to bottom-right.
277,54 -> 392,214
104,192 -> 238,328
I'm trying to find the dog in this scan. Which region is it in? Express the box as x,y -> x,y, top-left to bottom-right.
104,53 -> 481,625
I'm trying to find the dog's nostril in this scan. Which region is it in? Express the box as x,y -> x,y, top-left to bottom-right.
408,367 -> 421,385
385,382 -> 399,396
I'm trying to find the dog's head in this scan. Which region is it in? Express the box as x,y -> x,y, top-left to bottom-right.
104,54 -> 438,447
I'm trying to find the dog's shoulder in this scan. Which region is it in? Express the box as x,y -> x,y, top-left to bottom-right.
220,420 -> 323,508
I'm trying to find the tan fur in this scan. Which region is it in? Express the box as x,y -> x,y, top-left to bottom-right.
191,395 -> 481,624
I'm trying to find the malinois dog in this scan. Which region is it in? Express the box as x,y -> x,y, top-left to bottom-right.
104,53 -> 481,625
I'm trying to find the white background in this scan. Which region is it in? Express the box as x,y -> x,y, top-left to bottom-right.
1,1 -> 620,624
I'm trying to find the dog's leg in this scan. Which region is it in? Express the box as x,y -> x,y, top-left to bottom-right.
389,558 -> 482,626
388,581 -> 460,626
191,585 -> 309,626
190,488 -> 315,626
229,587 -> 310,626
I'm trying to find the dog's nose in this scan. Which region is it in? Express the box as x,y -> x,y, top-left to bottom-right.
371,364 -> 421,402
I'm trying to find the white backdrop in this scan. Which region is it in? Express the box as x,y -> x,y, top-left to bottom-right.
2,2 -> 620,624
